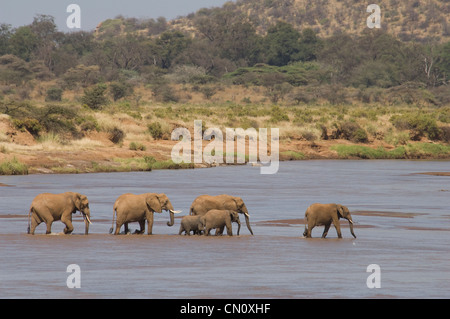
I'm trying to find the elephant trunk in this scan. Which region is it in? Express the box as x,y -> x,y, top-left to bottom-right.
348,216 -> 356,238
167,210 -> 175,227
244,212 -> 253,235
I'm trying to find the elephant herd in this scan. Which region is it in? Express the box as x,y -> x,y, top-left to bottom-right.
26,192 -> 356,238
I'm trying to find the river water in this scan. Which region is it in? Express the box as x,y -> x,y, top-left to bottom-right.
0,160 -> 449,299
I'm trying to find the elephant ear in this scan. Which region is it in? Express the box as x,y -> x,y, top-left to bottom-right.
222,198 -> 236,211
146,194 -> 162,213
73,193 -> 82,211
336,204 -> 346,218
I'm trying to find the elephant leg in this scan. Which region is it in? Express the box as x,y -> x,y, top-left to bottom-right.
45,218 -> 54,234
62,217 -> 74,234
226,223 -> 233,236
137,220 -> 145,234
333,219 -> 342,238
305,222 -> 314,238
215,226 -> 224,236
205,227 -> 211,236
178,225 -> 184,235
114,221 -> 123,235
30,215 -> 41,235
322,223 -> 331,238
146,211 -> 154,235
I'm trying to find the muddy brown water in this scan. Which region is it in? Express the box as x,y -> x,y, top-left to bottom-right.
0,160 -> 449,298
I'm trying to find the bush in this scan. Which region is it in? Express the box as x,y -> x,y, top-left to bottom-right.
108,127 -> 125,144
0,157 -> 28,175
335,121 -> 368,143
46,87 -> 63,102
81,84 -> 109,110
129,142 -> 146,151
439,126 -> 450,143
110,82 -> 132,101
12,118 -> 42,137
269,106 -> 289,123
390,113 -> 440,140
148,122 -> 163,139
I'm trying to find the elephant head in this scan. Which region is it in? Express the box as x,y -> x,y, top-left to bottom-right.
145,193 -> 180,227
229,211 -> 241,236
228,197 -> 252,235
337,204 -> 356,238
73,193 -> 91,235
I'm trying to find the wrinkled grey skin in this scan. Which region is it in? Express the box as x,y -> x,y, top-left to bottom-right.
190,194 -> 253,235
111,193 -> 177,235
179,215 -> 204,235
303,203 -> 356,238
200,209 -> 241,236
28,192 -> 91,235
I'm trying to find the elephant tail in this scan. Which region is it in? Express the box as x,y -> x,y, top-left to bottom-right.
303,208 -> 309,237
110,206 -> 117,234
27,206 -> 33,234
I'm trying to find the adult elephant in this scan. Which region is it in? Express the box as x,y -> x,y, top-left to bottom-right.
303,203 -> 356,238
111,193 -> 180,235
27,192 -> 92,235
190,194 -> 253,235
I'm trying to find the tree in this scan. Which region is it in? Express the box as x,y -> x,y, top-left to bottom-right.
152,31 -> 190,69
0,23 -> 12,56
8,26 -> 38,61
263,21 -> 302,66
81,84 -> 109,110
298,28 -> 321,62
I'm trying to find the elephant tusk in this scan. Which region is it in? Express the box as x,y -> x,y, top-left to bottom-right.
348,219 -> 354,224
170,210 -> 182,214
244,212 -> 250,217
85,215 -> 92,224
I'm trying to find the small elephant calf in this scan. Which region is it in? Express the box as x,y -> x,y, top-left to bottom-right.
179,215 -> 204,235
201,209 -> 241,236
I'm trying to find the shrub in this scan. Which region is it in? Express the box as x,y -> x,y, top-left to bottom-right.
12,118 -> 42,137
81,84 -> 109,110
269,106 -> 289,123
439,126 -> 450,143
390,113 -> 440,140
335,121 -> 368,143
129,142 -> 146,151
0,157 -> 28,175
110,82 -> 132,101
148,122 -> 163,139
108,127 -> 125,144
46,87 -> 63,102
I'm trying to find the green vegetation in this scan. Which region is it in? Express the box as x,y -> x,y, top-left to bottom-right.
332,143 -> 450,159
0,157 -> 28,175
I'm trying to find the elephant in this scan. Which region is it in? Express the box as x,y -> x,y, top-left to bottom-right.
189,194 -> 253,235
303,203 -> 356,238
178,215 -> 204,236
200,209 -> 241,236
110,193 -> 180,235
27,192 -> 92,235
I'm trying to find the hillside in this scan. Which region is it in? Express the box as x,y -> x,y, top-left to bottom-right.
96,0 -> 450,43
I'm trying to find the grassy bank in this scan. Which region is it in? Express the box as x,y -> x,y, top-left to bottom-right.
0,83 -> 449,175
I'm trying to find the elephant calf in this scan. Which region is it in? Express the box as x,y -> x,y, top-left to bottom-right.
201,209 -> 241,236
303,203 -> 356,238
179,215 -> 204,235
